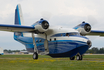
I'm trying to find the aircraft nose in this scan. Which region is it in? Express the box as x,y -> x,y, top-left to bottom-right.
87,40 -> 92,48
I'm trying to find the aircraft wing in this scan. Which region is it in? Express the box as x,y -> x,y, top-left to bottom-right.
86,30 -> 104,36
0,24 -> 35,32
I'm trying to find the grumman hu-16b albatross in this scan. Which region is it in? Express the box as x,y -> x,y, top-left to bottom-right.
0,4 -> 104,60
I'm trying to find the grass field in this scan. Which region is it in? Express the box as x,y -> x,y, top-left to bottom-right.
0,55 -> 104,70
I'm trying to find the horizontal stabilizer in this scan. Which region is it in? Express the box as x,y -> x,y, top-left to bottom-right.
0,24 -> 35,32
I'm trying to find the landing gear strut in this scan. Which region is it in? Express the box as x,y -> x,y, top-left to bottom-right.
44,33 -> 49,54
32,33 -> 38,60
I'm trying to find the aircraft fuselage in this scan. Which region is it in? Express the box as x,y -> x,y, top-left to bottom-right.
14,27 -> 91,58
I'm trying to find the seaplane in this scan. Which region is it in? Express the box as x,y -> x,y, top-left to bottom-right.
0,4 -> 103,60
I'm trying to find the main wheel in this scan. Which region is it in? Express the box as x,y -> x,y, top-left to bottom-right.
70,56 -> 75,60
76,55 -> 83,60
33,52 -> 38,60
76,55 -> 80,60
80,55 -> 83,60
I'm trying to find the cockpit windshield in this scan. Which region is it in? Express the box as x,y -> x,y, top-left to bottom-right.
51,32 -> 80,37
66,32 -> 80,36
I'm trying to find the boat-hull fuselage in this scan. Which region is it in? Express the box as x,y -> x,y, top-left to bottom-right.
15,35 -> 89,58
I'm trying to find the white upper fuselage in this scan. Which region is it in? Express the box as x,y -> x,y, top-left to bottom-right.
23,27 -> 89,43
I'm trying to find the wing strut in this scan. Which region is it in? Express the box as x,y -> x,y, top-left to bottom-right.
32,33 -> 38,59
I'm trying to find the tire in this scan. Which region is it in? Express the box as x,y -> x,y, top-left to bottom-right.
70,56 -> 75,60
76,55 -> 80,60
76,55 -> 83,60
80,55 -> 83,60
33,52 -> 38,60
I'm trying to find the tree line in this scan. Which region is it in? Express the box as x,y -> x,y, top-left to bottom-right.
3,47 -> 104,54
86,47 -> 104,54
4,49 -> 26,53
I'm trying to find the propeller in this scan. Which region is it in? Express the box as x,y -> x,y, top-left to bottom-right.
87,15 -> 98,26
41,20 -> 49,29
41,11 -> 52,21
84,24 -> 91,32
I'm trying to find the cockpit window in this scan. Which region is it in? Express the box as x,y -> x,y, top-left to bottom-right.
66,32 -> 80,36
66,33 -> 69,36
51,32 -> 80,37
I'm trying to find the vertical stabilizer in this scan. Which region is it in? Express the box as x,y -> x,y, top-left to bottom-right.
15,4 -> 24,25
14,4 -> 24,38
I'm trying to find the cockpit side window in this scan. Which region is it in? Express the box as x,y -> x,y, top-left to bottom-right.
65,32 -> 80,36
51,33 -> 63,37
51,32 -> 80,37
66,33 -> 69,36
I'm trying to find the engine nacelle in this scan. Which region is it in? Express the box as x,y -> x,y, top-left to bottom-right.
32,18 -> 49,33
73,21 -> 91,35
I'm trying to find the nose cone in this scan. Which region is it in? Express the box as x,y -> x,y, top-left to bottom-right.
87,40 -> 92,48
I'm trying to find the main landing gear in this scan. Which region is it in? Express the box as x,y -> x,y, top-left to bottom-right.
70,54 -> 83,60
33,52 -> 38,59
76,54 -> 83,60
32,33 -> 49,60
70,56 -> 75,60
32,33 -> 38,60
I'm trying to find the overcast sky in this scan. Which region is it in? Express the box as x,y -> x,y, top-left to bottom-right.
0,0 -> 104,50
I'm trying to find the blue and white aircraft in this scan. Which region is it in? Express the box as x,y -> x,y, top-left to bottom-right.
0,4 -> 103,60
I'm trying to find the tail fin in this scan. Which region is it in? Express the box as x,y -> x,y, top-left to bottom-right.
15,4 -> 24,25
14,4 -> 24,38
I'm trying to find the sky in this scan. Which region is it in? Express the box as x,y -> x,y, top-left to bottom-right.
0,0 -> 104,50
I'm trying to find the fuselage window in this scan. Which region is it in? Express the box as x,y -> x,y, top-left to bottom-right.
39,39 -> 42,42
50,39 -> 51,41
36,40 -> 38,42
54,38 -> 56,41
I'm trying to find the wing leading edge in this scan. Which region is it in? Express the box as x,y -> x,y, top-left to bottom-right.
0,24 -> 35,32
87,30 -> 104,36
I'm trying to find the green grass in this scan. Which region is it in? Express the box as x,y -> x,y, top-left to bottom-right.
0,54 -> 104,70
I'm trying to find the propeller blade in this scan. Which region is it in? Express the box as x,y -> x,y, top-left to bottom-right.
41,11 -> 52,21
88,15 -> 98,26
